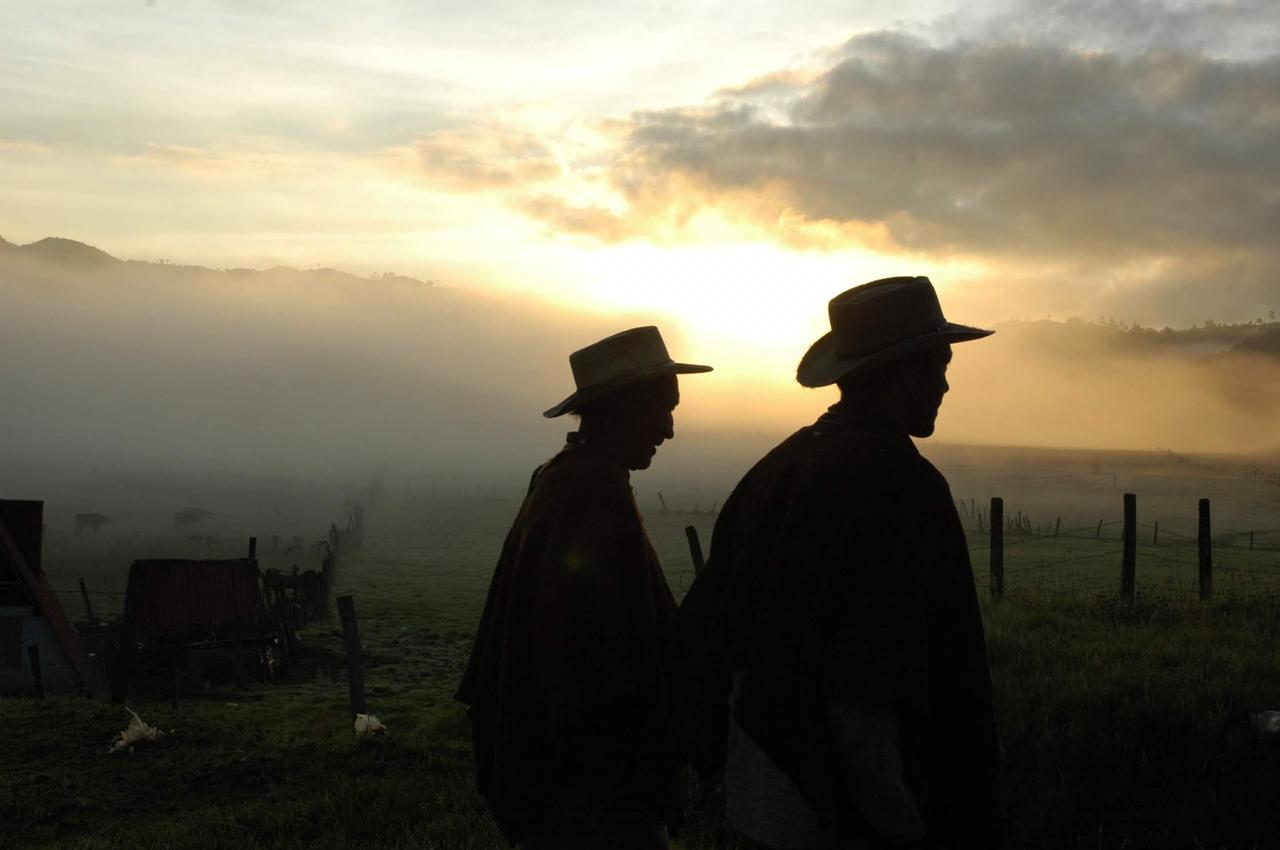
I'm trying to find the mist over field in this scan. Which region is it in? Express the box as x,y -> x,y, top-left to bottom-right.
3,235 -> 1279,499
0,235 -> 632,484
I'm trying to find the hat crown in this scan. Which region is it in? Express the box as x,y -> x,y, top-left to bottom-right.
544,325 -> 711,417
829,276 -> 946,356
569,326 -> 673,391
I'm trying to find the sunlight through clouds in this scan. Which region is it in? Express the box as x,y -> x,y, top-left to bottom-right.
3,0 -> 1279,346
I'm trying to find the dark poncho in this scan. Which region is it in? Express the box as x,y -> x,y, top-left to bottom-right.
679,410 -> 1002,848
456,441 -> 682,843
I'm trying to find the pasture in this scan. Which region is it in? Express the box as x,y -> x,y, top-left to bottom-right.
3,443 -> 1280,849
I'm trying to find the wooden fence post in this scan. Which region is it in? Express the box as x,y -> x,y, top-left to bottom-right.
337,596 -> 367,720
1249,531 -> 1254,550
28,645 -> 45,699
109,617 -> 138,703
78,577 -> 96,623
990,497 -> 1004,601
1096,520 -> 1103,540
1054,517 -> 1061,538
231,619 -> 245,685
684,526 -> 705,574
1121,493 -> 1136,601
1198,499 -> 1213,601
1153,521 -> 1159,546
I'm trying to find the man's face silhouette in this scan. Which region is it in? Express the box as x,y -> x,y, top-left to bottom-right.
894,344 -> 952,438
616,378 -> 679,470
578,374 -> 679,470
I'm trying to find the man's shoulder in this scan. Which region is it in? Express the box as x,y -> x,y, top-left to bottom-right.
533,448 -> 631,500
757,424 -> 914,472
734,425 -> 948,509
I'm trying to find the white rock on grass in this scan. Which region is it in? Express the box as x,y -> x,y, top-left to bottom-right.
354,713 -> 386,737
1254,711 -> 1280,736
109,708 -> 167,754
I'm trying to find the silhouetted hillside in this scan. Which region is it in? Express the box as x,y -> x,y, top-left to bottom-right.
996,317 -> 1280,359
5,236 -> 120,266
1230,327 -> 1280,358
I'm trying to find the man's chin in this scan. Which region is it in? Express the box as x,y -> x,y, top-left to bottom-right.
629,448 -> 658,470
910,420 -> 938,439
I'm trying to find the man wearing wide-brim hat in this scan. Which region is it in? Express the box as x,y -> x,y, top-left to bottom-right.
679,277 -> 1004,849
457,326 -> 711,849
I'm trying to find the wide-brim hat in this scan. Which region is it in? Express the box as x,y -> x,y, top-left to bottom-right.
543,325 -> 712,418
796,276 -> 993,388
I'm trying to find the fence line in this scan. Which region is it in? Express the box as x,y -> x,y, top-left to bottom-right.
969,493 -> 1280,603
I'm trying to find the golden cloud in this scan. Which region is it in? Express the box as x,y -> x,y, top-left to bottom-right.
410,124 -> 562,191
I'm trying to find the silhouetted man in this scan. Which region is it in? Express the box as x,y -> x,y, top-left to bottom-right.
457,326 -> 711,849
680,277 -> 1002,849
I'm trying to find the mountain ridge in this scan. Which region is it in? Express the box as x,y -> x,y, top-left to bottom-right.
4,236 -> 120,266
5,236 -> 1276,352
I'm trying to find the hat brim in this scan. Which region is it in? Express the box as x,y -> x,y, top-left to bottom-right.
796,323 -> 993,388
543,361 -> 713,418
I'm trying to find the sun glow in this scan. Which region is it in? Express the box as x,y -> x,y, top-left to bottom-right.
576,241 -> 935,372
557,241 -> 886,427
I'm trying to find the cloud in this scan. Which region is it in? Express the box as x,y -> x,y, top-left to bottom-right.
410,124 -> 563,191
0,138 -> 54,155
502,27 -> 1280,324
516,195 -> 631,242
959,0 -> 1280,60
618,33 -> 1280,257
106,143 -> 271,178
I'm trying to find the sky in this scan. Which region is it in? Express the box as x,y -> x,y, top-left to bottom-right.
3,0 -> 1280,396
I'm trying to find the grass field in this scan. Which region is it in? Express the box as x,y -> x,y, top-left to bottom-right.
4,446 -> 1280,849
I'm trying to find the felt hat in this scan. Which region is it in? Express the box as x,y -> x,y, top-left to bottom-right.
543,326 -> 712,418
796,276 -> 993,388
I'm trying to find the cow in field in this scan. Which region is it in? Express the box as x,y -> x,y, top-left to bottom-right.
173,506 -> 215,528
75,513 -> 112,533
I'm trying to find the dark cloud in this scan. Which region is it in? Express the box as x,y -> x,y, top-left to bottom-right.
525,30 -> 1280,324
624,34 -> 1280,256
959,0 -> 1280,60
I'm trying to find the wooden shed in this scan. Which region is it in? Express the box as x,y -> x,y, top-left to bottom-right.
109,550 -> 276,700
120,557 -> 265,641
0,499 -> 94,695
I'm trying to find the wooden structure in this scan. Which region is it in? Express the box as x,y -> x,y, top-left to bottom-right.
0,500 -> 94,695
109,549 -> 280,701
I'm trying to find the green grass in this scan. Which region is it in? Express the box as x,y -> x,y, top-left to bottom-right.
988,591 -> 1280,849
5,492 -> 1280,849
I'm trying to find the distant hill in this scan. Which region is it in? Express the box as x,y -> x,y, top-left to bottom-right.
1,236 -> 119,266
0,234 -> 648,479
3,234 -> 1278,461
1230,327 -> 1280,357
995,317 -> 1280,360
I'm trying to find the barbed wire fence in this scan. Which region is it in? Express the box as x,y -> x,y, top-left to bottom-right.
958,494 -> 1280,604
671,497 -> 1280,605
